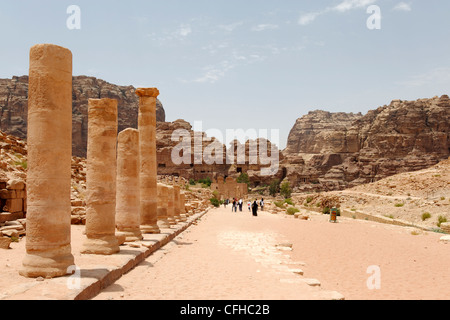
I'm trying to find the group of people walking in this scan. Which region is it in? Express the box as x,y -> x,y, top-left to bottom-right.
223,198 -> 264,217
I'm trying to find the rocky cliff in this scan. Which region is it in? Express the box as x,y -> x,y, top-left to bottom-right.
0,76 -> 165,157
282,95 -> 450,191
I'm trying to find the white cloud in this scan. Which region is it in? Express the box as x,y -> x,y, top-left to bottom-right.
193,61 -> 236,84
218,21 -> 244,32
145,23 -> 193,45
178,24 -> 192,37
397,67 -> 450,87
393,2 -> 412,12
332,0 -> 377,13
298,0 -> 378,26
251,24 -> 279,32
298,12 -> 322,26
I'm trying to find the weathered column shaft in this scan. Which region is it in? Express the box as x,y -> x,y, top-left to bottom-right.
136,88 -> 160,234
116,128 -> 143,242
81,98 -> 120,255
179,192 -> 187,218
157,184 -> 170,228
20,44 -> 75,278
167,186 -> 177,226
173,185 -> 186,222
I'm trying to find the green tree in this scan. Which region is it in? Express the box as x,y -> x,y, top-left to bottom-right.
237,172 -> 250,186
280,182 -> 292,199
269,179 -> 280,197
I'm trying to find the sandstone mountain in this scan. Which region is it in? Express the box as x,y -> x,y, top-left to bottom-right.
156,119 -> 283,184
282,95 -> 450,191
1,74 -> 449,192
0,76 -> 166,157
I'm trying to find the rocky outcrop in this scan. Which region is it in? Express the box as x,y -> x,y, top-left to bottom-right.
156,119 -> 229,180
0,76 -> 165,157
156,120 -> 283,185
282,95 -> 450,191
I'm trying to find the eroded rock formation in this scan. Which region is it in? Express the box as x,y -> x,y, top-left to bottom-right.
282,95 -> 450,191
0,76 -> 165,157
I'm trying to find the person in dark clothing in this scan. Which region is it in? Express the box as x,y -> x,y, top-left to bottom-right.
251,199 -> 258,216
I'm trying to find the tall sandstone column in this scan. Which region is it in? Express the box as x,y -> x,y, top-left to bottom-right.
179,191 -> 187,218
81,98 -> 120,255
173,185 -> 186,222
20,44 -> 75,278
136,88 -> 160,234
167,186 -> 177,226
116,128 -> 143,242
157,184 -> 171,229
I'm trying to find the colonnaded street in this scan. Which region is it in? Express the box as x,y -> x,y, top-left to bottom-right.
92,205 -> 449,301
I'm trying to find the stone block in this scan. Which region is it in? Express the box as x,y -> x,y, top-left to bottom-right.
71,200 -> 83,207
15,190 -> 26,199
0,237 -> 11,249
3,198 -> 23,213
0,189 -> 16,199
440,223 -> 450,233
7,179 -> 25,190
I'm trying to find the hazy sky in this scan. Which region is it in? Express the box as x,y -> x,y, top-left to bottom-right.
1,0 -> 450,149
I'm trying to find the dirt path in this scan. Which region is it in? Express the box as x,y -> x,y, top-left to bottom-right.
92,207 -> 450,300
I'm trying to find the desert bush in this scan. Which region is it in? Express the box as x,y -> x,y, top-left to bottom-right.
421,212 -> 431,221
210,197 -> 220,208
274,201 -> 285,208
284,198 -> 294,206
286,207 -> 300,215
437,216 -> 448,227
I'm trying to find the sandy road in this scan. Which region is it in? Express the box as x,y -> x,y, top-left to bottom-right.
93,206 -> 450,301
92,207 -> 344,300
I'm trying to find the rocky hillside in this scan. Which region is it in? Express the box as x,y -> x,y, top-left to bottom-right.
292,157 -> 450,230
0,76 -> 166,157
282,95 -> 450,191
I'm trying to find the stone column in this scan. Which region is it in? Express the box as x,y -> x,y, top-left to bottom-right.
81,98 -> 120,255
20,44 -> 75,278
157,184 -> 171,228
116,128 -> 143,242
136,88 -> 160,234
179,191 -> 187,219
167,186 -> 177,226
173,185 -> 186,222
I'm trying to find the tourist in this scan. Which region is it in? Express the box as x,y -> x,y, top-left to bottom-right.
260,198 -> 264,211
248,200 -> 252,212
238,199 -> 243,212
252,199 -> 258,217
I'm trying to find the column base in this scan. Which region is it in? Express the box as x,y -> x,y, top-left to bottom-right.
140,224 -> 160,234
117,228 -> 143,242
81,235 -> 120,255
179,214 -> 188,222
19,245 -> 75,279
157,219 -> 171,229
167,217 -> 177,226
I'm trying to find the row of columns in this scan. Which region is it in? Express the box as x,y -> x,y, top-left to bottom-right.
19,44 -> 190,278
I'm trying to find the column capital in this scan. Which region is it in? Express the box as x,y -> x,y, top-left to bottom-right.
136,88 -> 159,98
